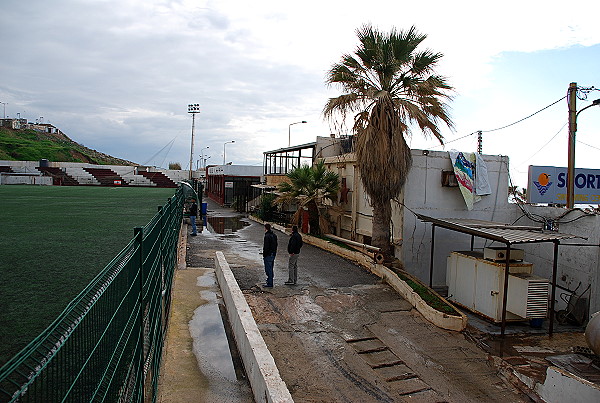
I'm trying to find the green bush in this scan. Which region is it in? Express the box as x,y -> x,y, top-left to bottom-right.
256,193 -> 277,221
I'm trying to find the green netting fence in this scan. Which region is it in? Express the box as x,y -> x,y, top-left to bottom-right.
0,186 -> 185,402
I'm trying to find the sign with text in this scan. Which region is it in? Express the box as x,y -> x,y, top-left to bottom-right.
528,165 -> 600,204
224,181 -> 234,188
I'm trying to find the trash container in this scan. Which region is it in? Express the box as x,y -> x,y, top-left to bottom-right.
201,202 -> 208,216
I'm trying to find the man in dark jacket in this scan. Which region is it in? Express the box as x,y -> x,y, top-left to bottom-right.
285,225 -> 303,285
189,200 -> 198,236
262,223 -> 277,287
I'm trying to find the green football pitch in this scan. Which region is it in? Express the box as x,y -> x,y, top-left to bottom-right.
0,185 -> 177,366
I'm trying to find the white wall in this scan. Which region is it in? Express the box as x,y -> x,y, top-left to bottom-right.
401,150 -> 512,284
506,206 -> 600,317
207,165 -> 263,177
0,174 -> 52,185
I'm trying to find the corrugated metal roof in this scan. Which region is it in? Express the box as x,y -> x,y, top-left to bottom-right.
416,214 -> 581,244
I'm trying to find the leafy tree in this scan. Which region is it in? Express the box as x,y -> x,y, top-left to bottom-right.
168,162 -> 182,170
324,25 -> 454,258
278,160 -> 340,235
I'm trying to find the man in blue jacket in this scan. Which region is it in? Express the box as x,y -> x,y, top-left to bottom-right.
262,223 -> 277,287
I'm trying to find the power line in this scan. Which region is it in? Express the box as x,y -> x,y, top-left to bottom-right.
425,96 -> 567,149
578,139 -> 600,152
481,96 -> 566,133
514,122 -> 568,169
428,131 -> 478,149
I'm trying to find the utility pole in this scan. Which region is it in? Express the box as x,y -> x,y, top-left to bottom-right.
567,82 -> 577,209
0,102 -> 6,119
477,131 -> 483,154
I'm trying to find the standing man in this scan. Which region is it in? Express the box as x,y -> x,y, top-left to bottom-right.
189,199 -> 198,236
285,226 -> 303,285
262,223 -> 277,288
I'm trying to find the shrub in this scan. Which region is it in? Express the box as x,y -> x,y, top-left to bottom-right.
256,193 -> 277,221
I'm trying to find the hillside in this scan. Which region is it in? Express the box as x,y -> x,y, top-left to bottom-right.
0,127 -> 135,165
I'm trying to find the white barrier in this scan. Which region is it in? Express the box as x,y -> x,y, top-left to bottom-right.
214,251 -> 293,403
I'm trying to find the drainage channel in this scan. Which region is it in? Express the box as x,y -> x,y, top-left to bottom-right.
160,210 -> 255,402
187,268 -> 253,402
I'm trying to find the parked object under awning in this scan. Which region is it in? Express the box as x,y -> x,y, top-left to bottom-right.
416,214 -> 582,337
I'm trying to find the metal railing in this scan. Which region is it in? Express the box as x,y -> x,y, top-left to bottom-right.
0,186 -> 184,402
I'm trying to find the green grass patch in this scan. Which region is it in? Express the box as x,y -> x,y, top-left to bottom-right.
0,127 -> 134,164
395,271 -> 459,315
0,185 -> 176,365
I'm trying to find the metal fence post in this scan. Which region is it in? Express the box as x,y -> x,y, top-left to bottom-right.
134,226 -> 145,401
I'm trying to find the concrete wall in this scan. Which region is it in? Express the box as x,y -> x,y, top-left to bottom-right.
0,173 -> 52,185
402,150 -> 513,284
323,153 -> 403,246
324,149 -> 512,285
0,160 -> 198,185
506,205 -> 600,317
214,251 -> 293,403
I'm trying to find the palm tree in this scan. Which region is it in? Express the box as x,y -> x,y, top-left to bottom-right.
277,160 -> 340,235
324,24 -> 454,258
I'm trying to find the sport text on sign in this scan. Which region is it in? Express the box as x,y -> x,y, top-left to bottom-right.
527,165 -> 600,204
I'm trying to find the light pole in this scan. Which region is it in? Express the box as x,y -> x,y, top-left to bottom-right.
223,140 -> 235,165
288,120 -> 307,147
200,146 -> 209,168
566,89 -> 600,208
203,155 -> 211,168
188,104 -> 200,180
0,102 -> 6,119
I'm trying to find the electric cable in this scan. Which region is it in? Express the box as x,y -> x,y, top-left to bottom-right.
481,96 -> 566,133
504,159 -> 547,223
513,122 -> 568,169
578,140 -> 600,152
424,95 -> 566,150
428,131 -> 478,149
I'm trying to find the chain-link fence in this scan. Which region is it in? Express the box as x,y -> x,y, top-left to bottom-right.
0,186 -> 184,402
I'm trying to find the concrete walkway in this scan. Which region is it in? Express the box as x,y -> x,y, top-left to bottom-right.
180,200 -> 533,402
159,199 -> 596,402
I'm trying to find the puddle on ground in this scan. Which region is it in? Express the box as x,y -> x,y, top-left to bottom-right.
196,215 -> 263,264
199,216 -> 250,235
189,270 -> 252,402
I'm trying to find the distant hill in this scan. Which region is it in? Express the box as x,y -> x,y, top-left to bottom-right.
0,126 -> 135,165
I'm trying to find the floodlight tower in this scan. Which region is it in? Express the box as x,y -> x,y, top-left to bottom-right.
188,104 -> 200,181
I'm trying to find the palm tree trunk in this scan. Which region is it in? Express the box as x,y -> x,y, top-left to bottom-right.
371,198 -> 393,258
307,201 -> 321,236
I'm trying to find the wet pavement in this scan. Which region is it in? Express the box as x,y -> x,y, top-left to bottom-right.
158,228 -> 253,403
183,199 -> 544,402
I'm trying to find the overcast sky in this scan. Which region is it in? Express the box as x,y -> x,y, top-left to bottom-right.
1,0 -> 599,188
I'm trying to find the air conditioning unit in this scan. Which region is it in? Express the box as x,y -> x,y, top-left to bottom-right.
506,273 -> 549,319
483,247 -> 524,262
447,251 -> 548,322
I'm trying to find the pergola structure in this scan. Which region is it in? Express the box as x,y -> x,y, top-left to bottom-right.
417,214 -> 583,337
263,142 -> 316,176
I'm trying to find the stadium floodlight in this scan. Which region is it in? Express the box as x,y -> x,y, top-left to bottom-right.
188,104 -> 201,181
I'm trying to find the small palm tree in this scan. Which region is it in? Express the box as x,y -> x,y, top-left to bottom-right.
278,160 -> 340,235
324,24 -> 454,258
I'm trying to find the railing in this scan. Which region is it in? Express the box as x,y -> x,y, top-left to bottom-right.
0,186 -> 184,402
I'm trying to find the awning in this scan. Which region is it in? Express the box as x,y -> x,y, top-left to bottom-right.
251,184 -> 277,189
416,214 -> 584,337
416,215 -> 582,244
